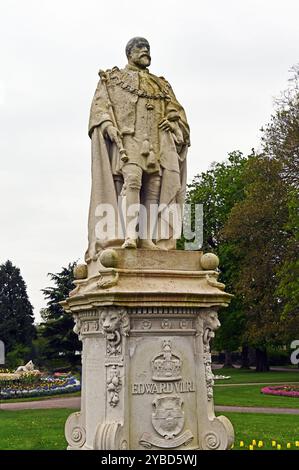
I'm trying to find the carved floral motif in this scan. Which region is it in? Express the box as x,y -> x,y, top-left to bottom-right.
201,311 -> 221,401
107,365 -> 122,407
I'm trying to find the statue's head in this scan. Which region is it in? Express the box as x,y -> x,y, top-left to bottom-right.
126,37 -> 151,69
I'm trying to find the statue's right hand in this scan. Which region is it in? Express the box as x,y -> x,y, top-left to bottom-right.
106,125 -> 122,144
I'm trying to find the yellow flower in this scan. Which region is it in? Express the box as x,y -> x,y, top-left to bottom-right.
287,443 -> 291,449
252,439 -> 256,446
249,445 -> 254,450
272,440 -> 276,447
240,441 -> 244,447
258,441 -> 263,448
277,444 -> 281,450
296,441 -> 299,447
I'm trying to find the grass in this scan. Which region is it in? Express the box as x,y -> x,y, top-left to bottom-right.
222,412 -> 299,450
0,408 -> 73,450
0,408 -> 298,450
214,368 -> 299,385
214,384 -> 299,408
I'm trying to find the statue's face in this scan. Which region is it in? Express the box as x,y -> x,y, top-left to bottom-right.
128,41 -> 151,69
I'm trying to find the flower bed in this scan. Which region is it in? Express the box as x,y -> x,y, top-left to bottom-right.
261,385 -> 299,398
0,375 -> 81,399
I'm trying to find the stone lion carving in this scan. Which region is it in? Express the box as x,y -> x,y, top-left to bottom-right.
100,307 -> 129,337
100,307 -> 129,356
15,360 -> 40,374
203,311 -> 220,344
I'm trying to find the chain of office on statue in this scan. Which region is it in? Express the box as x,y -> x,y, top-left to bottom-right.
100,67 -> 172,101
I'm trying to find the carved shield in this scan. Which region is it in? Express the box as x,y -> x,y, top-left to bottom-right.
152,396 -> 184,438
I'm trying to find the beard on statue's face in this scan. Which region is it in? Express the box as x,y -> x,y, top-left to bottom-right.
129,45 -> 151,68
137,53 -> 151,67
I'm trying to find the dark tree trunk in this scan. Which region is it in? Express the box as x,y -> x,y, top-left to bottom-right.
255,348 -> 269,372
248,347 -> 256,367
240,344 -> 250,369
223,350 -> 234,368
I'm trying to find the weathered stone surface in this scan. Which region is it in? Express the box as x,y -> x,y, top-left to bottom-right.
64,297 -> 234,450
63,38 -> 234,450
63,250 -> 231,311
99,248 -> 119,268
200,253 -> 220,271
86,37 -> 190,257
73,264 -> 88,280
63,250 -> 234,450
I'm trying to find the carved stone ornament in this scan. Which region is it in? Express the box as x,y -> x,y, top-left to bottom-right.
139,395 -> 193,449
161,319 -> 172,329
73,314 -> 81,336
98,307 -> 129,355
202,310 -> 221,345
65,412 -> 86,449
202,431 -> 221,450
151,340 -> 182,382
202,310 -> 221,401
106,365 -> 122,407
94,422 -> 125,450
100,307 -> 129,337
203,345 -> 214,401
97,271 -> 119,289
141,320 -> 152,330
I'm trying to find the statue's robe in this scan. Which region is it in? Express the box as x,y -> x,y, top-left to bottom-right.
86,65 -> 190,260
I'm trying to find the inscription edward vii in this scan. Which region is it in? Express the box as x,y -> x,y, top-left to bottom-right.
132,381 -> 195,395
132,340 -> 195,395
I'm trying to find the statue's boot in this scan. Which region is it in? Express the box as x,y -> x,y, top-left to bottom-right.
122,238 -> 137,249
139,239 -> 159,250
121,180 -> 140,249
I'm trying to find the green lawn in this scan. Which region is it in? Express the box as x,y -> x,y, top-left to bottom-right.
223,412 -> 299,450
0,408 -> 298,450
214,384 -> 299,408
0,408 -> 73,450
214,368 -> 299,384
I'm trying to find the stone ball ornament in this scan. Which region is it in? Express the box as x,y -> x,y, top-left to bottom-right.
99,249 -> 119,268
200,253 -> 220,271
73,264 -> 88,280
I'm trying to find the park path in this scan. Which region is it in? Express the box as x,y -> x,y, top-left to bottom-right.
214,405 -> 299,415
1,396 -> 299,415
215,381 -> 299,387
0,396 -> 81,410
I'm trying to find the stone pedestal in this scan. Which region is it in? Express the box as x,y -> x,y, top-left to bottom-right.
62,249 -> 234,450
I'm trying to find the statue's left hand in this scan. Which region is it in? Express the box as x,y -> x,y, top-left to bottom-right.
158,118 -> 175,132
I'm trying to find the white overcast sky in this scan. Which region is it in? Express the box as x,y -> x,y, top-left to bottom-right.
0,0 -> 298,323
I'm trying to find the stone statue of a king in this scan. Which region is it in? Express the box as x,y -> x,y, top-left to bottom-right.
63,38 -> 234,452
87,36 -> 190,260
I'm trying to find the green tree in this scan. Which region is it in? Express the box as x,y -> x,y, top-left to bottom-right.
0,260 -> 36,364
40,262 -> 81,369
187,151 -> 251,365
276,192 -> 299,329
261,65 -> 299,333
261,65 -> 299,189
187,151 -> 251,252
222,156 -> 290,370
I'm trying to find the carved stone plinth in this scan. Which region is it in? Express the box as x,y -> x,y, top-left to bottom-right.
62,249 -> 234,450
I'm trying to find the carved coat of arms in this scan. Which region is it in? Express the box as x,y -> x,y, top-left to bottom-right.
139,395 -> 193,448
152,396 -> 184,438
